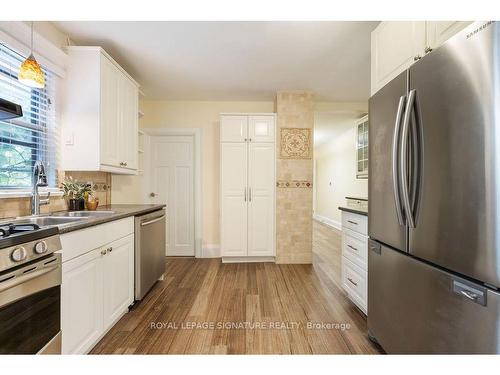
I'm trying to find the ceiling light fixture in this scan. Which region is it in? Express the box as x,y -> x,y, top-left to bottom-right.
18,21 -> 45,89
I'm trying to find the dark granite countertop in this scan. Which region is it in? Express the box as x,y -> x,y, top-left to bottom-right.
58,204 -> 166,234
338,206 -> 368,216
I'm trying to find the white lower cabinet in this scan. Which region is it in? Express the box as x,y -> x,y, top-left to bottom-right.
341,211 -> 368,314
61,249 -> 103,354
102,235 -> 135,329
61,219 -> 134,354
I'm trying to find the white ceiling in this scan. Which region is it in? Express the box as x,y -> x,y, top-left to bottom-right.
53,21 -> 378,101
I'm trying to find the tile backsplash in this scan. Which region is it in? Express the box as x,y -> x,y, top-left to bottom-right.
0,171 -> 111,220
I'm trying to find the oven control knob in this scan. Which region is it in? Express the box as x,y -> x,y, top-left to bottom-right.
11,247 -> 27,262
34,241 -> 48,254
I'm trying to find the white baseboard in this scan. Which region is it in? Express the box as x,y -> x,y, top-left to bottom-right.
222,256 -> 275,263
201,244 -> 220,258
313,213 -> 342,231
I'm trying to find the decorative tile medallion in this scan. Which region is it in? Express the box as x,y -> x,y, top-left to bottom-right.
280,128 -> 312,159
277,180 -> 313,188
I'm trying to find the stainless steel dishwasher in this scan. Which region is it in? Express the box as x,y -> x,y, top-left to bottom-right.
134,209 -> 166,300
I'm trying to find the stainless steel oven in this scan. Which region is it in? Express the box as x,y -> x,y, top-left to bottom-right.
0,253 -> 61,354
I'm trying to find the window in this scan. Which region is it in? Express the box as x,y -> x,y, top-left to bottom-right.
0,43 -> 57,189
356,115 -> 368,179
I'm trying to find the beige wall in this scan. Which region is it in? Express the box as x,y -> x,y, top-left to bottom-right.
314,105 -> 368,225
133,100 -> 275,247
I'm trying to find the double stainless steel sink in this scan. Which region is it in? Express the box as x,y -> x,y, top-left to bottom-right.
7,211 -> 117,228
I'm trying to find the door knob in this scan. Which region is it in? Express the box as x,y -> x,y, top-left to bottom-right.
150,192 -> 156,197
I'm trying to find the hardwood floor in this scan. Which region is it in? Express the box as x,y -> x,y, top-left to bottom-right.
90,221 -> 381,354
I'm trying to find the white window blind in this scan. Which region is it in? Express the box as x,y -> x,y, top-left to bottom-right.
0,43 -> 58,189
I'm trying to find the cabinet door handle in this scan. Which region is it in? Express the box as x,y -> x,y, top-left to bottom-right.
244,187 -> 247,202
347,277 -> 358,287
107,247 -> 113,253
249,187 -> 252,202
347,220 -> 358,225
413,55 -> 421,61
101,249 -> 107,255
347,244 -> 358,252
424,46 -> 432,54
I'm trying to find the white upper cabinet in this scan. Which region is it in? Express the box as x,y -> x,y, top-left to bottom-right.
62,47 -> 139,174
371,21 -> 472,95
371,22 -> 426,95
249,115 -> 275,143
220,115 -> 248,142
100,56 -> 121,168
426,21 -> 471,49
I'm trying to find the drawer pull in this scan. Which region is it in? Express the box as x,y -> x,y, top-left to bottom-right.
347,244 -> 358,251
347,220 -> 358,225
347,277 -> 358,287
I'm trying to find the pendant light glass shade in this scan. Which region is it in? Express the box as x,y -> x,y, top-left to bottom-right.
18,22 -> 45,89
18,53 -> 45,88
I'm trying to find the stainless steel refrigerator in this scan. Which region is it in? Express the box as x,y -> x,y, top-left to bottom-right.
368,21 -> 500,354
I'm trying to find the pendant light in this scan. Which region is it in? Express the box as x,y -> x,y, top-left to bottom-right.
18,21 -> 45,89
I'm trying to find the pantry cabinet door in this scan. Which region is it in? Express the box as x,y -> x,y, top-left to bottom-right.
220,142 -> 248,256
426,21 -> 472,50
102,234 -> 134,330
62,249 -> 103,354
100,55 -> 121,168
220,115 -> 248,142
371,21 -> 426,95
247,143 -> 275,256
248,115 -> 275,143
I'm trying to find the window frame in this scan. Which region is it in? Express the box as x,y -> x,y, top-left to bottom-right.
0,43 -> 61,194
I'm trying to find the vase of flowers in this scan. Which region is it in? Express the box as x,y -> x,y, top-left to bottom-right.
61,178 -> 90,211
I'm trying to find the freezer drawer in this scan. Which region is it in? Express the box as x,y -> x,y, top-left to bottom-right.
368,240 -> 500,354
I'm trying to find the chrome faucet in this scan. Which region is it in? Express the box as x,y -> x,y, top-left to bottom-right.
31,160 -> 50,215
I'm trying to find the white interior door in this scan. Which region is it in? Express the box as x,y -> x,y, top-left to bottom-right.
220,142 -> 248,256
247,142 -> 275,256
151,135 -> 195,256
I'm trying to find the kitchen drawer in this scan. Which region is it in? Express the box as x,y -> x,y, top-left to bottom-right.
342,256 -> 367,314
342,228 -> 368,270
341,211 -> 367,235
61,217 -> 134,263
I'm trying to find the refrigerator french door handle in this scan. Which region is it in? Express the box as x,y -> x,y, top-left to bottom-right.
392,95 -> 406,226
409,91 -> 422,226
400,89 -> 416,228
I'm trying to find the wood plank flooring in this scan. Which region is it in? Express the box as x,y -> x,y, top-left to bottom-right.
90,221 -> 382,354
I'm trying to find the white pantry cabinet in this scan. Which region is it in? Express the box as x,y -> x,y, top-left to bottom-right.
60,219 -> 134,354
220,114 -> 276,261
371,21 -> 472,95
62,46 -> 139,174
